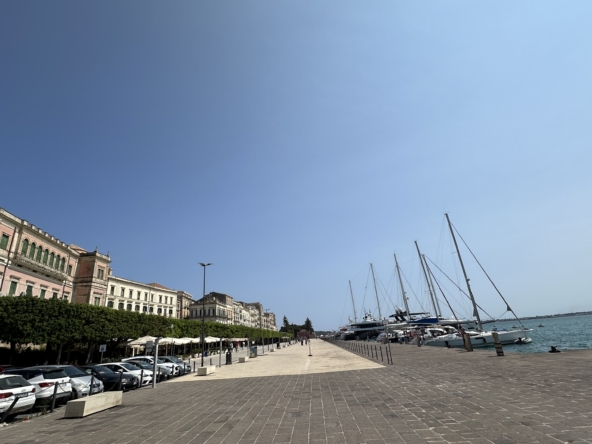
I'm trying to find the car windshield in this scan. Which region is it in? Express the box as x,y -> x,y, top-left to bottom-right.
42,370 -> 68,380
0,375 -> 32,390
120,363 -> 140,371
59,366 -> 88,377
128,362 -> 151,369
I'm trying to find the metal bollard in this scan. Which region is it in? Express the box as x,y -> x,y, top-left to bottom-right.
380,346 -> 383,361
193,361 -> 196,373
118,371 -> 123,391
89,374 -> 95,397
0,395 -> 20,422
210,358 -> 212,366
140,369 -> 144,388
50,381 -> 59,413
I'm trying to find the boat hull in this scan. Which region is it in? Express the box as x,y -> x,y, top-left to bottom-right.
424,329 -> 532,348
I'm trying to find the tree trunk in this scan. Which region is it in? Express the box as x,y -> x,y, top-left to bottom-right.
85,343 -> 95,364
55,343 -> 64,364
8,341 -> 16,365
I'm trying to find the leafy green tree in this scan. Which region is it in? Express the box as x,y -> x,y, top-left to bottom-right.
304,317 -> 313,332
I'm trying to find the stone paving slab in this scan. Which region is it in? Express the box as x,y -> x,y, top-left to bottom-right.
2,340 -> 592,444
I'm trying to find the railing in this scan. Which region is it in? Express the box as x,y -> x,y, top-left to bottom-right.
13,252 -> 69,280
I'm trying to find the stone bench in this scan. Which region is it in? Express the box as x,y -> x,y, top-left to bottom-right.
197,365 -> 216,376
64,391 -> 122,418
238,357 -> 248,363
270,348 -> 275,352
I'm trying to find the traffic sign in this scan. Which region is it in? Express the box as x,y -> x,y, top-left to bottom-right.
99,344 -> 107,353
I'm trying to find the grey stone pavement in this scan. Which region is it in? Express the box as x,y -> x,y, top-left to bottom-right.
2,340 -> 592,444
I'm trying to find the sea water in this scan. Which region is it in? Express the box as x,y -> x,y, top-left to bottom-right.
485,314 -> 592,354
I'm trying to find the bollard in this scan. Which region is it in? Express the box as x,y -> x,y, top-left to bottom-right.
118,371 -> 123,391
50,381 -> 59,413
380,346 -> 383,362
463,333 -> 473,352
210,357 -> 212,366
89,374 -> 95,397
0,395 -> 20,422
140,369 -> 144,388
491,332 -> 504,357
193,361 -> 196,373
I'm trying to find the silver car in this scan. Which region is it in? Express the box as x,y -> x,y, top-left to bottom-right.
37,366 -> 103,399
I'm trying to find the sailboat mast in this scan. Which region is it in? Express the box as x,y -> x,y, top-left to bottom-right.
370,263 -> 382,320
445,213 -> 483,331
414,241 -> 439,318
348,280 -> 358,323
423,254 -> 443,317
394,254 -> 410,320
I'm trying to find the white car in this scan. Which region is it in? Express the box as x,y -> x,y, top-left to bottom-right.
102,362 -> 153,386
123,356 -> 179,376
3,368 -> 72,404
0,374 -> 36,417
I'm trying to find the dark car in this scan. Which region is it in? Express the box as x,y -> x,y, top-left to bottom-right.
79,365 -> 137,391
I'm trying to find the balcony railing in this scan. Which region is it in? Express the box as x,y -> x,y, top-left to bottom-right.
13,252 -> 69,280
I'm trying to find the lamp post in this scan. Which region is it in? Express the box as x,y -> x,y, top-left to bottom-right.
199,262 -> 211,367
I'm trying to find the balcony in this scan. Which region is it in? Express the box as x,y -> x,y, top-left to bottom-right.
13,252 -> 69,280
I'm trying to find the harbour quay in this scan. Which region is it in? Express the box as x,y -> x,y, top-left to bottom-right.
2,340 -> 592,444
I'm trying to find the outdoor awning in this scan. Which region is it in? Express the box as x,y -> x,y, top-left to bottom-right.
204,336 -> 221,343
128,335 -> 157,346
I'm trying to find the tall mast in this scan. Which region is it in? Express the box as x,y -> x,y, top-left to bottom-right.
394,254 -> 410,320
348,280 -> 358,323
445,213 -> 483,331
370,263 -> 382,320
414,241 -> 439,318
423,254 -> 442,317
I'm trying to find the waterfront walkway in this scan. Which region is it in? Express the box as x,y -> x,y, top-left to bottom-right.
2,340 -> 592,444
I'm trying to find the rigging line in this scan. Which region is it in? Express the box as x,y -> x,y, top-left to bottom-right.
426,261 -> 459,322
424,256 -> 495,321
451,222 -> 526,329
400,265 -> 427,313
375,271 -> 396,314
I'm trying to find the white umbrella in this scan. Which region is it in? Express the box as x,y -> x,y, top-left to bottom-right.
128,335 -> 157,346
204,336 -> 220,343
172,338 -> 191,345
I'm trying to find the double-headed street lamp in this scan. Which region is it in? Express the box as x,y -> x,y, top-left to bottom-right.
199,262 -> 212,368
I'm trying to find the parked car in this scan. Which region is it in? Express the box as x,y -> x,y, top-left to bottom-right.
79,365 -> 138,391
159,356 -> 191,375
117,361 -> 164,383
3,368 -> 72,405
102,362 -> 155,385
0,374 -> 36,417
37,365 -> 103,399
122,356 -> 177,378
0,365 -> 16,373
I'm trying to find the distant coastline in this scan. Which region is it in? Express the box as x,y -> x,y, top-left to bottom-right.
500,311 -> 592,321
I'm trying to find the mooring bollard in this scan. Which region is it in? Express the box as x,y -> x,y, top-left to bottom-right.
463,333 -> 473,352
491,332 -> 504,356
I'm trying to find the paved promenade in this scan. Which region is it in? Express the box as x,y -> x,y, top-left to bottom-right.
2,340 -> 592,444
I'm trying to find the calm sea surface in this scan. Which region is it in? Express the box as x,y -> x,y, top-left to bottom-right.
486,314 -> 592,354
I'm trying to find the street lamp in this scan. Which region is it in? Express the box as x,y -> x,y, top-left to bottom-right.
199,262 -> 212,367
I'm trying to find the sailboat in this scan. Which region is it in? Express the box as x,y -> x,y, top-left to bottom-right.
424,214 -> 532,348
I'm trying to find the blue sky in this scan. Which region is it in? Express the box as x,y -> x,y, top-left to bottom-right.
2,1 -> 591,330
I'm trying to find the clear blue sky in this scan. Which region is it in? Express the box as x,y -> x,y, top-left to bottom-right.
2,1 -> 591,330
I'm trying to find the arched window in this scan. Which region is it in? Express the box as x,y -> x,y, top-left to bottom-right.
143,306 -> 147,313
55,255 -> 61,269
21,239 -> 29,255
49,252 -> 55,267
42,249 -> 49,264
29,242 -> 36,259
60,258 -> 65,272
36,246 -> 42,261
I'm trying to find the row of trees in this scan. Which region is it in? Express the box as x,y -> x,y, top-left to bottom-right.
0,296 -> 288,364
280,316 -> 313,335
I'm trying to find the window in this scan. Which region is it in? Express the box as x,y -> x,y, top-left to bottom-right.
52,292 -> 58,299
157,308 -> 162,314
60,258 -> 65,272
118,302 -> 124,310
149,307 -> 154,313
144,292 -> 148,301
120,288 -> 125,296
55,255 -> 61,269
42,249 -> 48,264
159,295 -> 162,303
36,246 -> 42,261
150,294 -> 154,302
110,286 -> 115,295
107,301 -> 114,308
63,293 -> 69,301
137,291 -> 140,300
135,305 -> 140,311
67,265 -> 72,276
143,306 -> 147,312
26,285 -> 33,296
0,234 -> 9,250
40,289 -> 46,298
129,289 -> 133,298
127,304 -> 132,311
98,268 -> 104,279
94,297 -> 100,306
8,281 -> 17,295
21,239 -> 29,255
29,243 -> 36,259
168,309 -> 173,315
49,252 -> 55,267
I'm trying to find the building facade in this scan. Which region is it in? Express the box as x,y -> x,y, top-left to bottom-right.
176,290 -> 193,319
105,277 -> 177,317
189,292 -> 234,324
